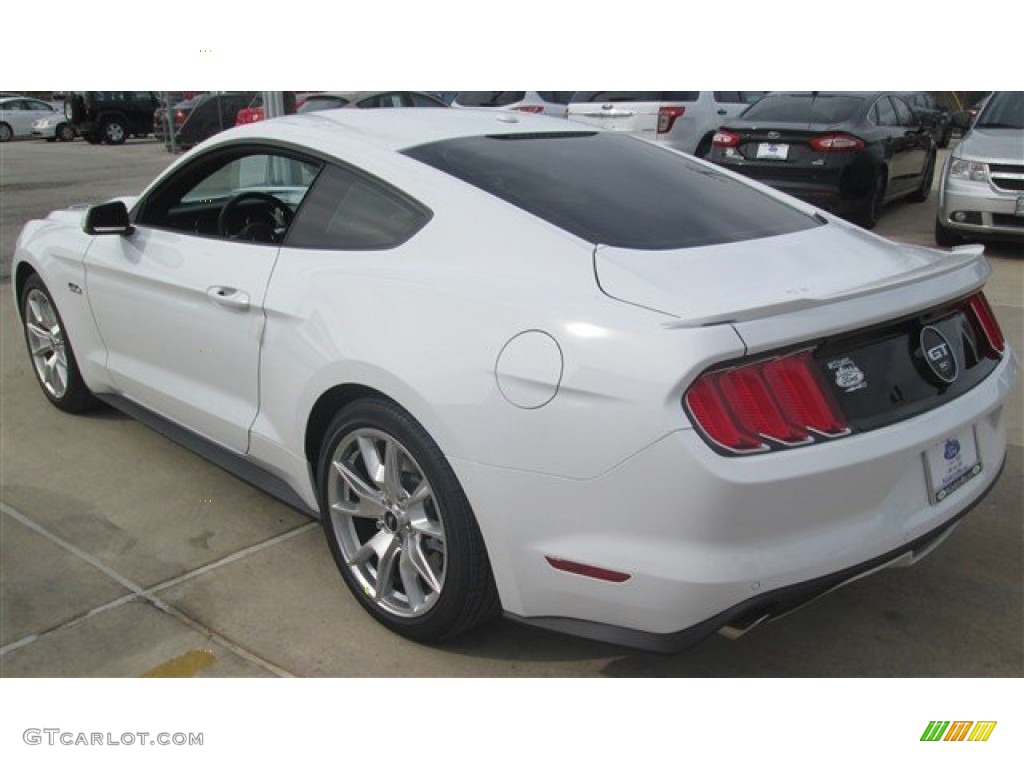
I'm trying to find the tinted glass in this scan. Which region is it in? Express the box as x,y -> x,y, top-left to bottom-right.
286,164 -> 430,250
537,91 -> 575,104
874,97 -> 897,127
406,93 -> 447,107
404,133 -> 818,250
572,91 -> 699,103
298,96 -> 351,113
741,93 -> 865,123
890,96 -> 916,127
975,91 -> 1024,130
455,92 -> 526,107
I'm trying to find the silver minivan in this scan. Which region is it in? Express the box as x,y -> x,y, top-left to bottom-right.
567,91 -> 766,156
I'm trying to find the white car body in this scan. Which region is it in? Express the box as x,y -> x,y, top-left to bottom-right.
12,109 -> 1017,651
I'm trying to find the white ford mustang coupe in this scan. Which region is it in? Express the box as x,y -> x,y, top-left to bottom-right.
13,109 -> 1017,651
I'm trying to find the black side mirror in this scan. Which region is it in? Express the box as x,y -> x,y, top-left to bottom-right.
950,110 -> 972,131
84,201 -> 134,235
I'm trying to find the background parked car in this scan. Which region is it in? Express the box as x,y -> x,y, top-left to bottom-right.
0,96 -> 66,142
64,91 -> 160,144
900,91 -> 953,148
298,91 -> 450,114
935,90 -> 1024,246
709,91 -> 936,228
567,91 -> 766,156
451,91 -> 574,118
31,112 -> 76,142
170,91 -> 257,150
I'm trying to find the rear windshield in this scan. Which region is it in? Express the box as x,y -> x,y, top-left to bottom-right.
740,93 -> 866,124
404,132 -> 818,249
572,91 -> 699,103
455,92 -> 526,107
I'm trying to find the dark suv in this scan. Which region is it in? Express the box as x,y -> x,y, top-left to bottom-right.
65,91 -> 160,145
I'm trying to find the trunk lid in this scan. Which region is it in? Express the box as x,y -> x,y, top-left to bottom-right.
593,222 -> 987,326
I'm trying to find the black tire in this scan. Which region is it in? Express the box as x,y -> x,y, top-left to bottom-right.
20,274 -> 99,413
935,217 -> 966,248
56,122 -> 76,142
102,117 -> 127,145
907,151 -> 936,203
318,398 -> 499,643
0,122 -> 12,142
854,171 -> 886,229
85,131 -> 102,144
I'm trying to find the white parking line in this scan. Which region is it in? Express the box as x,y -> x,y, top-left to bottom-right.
1,500 -> 315,677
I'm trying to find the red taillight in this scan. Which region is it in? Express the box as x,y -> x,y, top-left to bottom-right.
809,133 -> 865,152
712,130 -> 740,148
965,292 -> 1005,357
515,105 -> 544,114
174,109 -> 186,125
684,351 -> 850,455
658,106 -> 685,134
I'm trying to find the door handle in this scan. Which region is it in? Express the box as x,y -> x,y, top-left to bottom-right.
717,109 -> 727,115
207,285 -> 250,310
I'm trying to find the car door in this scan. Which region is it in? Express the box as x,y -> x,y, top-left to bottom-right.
5,99 -> 35,135
871,95 -> 915,197
890,94 -> 929,192
84,145 -> 322,452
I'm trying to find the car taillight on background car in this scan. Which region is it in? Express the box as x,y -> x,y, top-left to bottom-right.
712,130 -> 740,148
684,350 -> 851,455
809,133 -> 865,152
174,110 -> 187,125
515,105 -> 544,114
658,106 -> 686,134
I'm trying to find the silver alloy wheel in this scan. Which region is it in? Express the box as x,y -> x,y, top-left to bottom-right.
327,428 -> 447,617
105,121 -> 125,143
24,288 -> 69,399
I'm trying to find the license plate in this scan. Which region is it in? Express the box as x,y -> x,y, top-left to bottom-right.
756,142 -> 789,160
924,426 -> 982,504
1015,196 -> 1024,217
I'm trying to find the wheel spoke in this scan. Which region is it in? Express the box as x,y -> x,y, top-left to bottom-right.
330,498 -> 382,520
347,530 -> 395,568
405,478 -> 431,507
332,458 -> 383,505
398,546 -> 428,611
374,536 -> 401,600
26,322 -> 52,350
27,296 -> 47,327
407,507 -> 444,541
357,436 -> 385,486
406,535 -> 443,594
383,440 -> 405,500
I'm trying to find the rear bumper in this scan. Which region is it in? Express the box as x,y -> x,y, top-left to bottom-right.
454,351 -> 1017,651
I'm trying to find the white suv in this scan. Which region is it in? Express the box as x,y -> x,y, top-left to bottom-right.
568,91 -> 766,156
451,91 -> 574,118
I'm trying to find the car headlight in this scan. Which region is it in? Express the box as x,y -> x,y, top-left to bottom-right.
949,158 -> 989,182
33,119 -> 51,128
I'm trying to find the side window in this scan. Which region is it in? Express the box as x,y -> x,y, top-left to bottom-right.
29,100 -> 53,111
713,91 -> 741,103
285,164 -> 430,250
406,93 -> 446,108
891,96 -> 916,127
874,97 -> 898,127
137,149 -> 321,242
537,92 -> 575,105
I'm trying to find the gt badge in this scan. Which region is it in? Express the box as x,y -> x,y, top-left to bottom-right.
920,326 -> 958,384
828,357 -> 867,392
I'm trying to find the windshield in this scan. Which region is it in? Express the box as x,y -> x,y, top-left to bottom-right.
975,91 -> 1024,130
740,93 -> 865,124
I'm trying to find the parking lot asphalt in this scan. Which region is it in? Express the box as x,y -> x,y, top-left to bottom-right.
1,137 -> 1021,677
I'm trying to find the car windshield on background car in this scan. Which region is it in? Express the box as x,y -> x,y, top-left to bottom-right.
974,91 -> 1024,129
570,91 -> 700,103
740,93 -> 866,124
404,131 -> 819,249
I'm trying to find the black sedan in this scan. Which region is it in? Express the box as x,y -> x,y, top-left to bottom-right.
709,91 -> 936,228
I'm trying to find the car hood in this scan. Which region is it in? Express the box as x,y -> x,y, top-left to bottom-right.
956,128 -> 1024,162
594,222 -> 986,326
